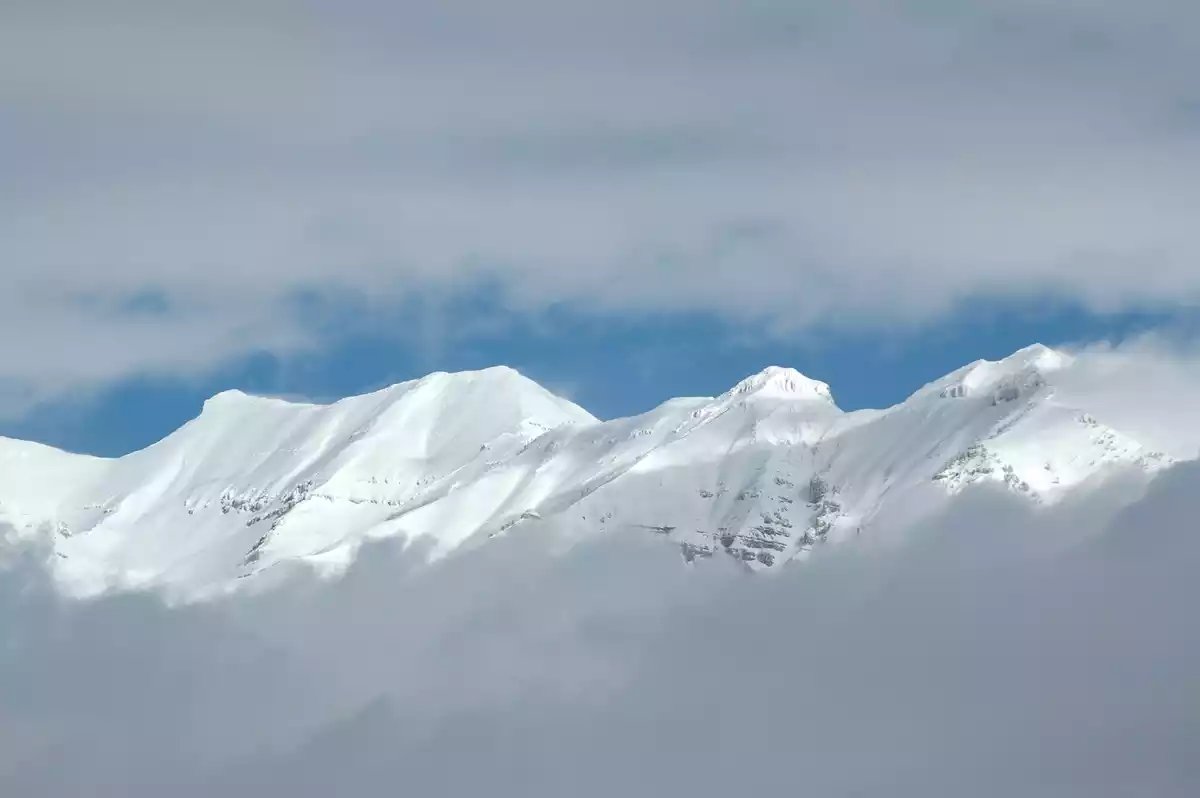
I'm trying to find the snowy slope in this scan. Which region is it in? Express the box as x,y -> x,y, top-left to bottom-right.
0,345 -> 1189,597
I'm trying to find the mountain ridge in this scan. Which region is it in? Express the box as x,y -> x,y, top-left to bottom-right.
0,343 -> 1188,598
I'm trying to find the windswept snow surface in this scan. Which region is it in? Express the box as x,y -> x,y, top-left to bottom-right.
0,345 -> 1193,597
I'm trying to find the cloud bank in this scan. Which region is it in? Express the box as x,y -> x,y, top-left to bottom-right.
3,0 -> 1200,409
2,457 -> 1198,796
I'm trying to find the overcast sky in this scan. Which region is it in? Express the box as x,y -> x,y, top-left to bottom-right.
3,0 -> 1200,417
5,8 -> 1200,791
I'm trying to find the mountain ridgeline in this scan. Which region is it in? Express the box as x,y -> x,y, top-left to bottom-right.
0,344 -> 1183,597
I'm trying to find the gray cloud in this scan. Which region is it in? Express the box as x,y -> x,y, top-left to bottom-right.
3,0 -> 1199,410
3,458 -> 1199,796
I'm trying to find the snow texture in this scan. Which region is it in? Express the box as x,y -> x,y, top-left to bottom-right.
0,344 -> 1191,598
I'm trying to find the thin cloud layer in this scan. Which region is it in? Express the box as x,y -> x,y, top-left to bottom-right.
3,0 -> 1200,408
2,459 -> 1199,796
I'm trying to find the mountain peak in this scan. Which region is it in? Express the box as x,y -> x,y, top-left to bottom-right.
726,366 -> 835,404
197,366 -> 595,423
1003,343 -> 1072,371
963,344 -> 1071,391
2,342 -> 1189,596
200,388 -> 302,414
925,344 -> 1073,402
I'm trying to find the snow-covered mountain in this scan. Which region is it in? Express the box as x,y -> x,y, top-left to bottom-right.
0,344 -> 1188,597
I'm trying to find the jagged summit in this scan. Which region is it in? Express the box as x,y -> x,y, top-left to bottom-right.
726,366 -> 836,405
0,343 -> 1189,597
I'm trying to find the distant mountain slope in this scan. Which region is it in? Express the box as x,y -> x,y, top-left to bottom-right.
0,345 -> 1189,597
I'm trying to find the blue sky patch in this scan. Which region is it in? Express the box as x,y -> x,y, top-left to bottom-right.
5,297 -> 1192,457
